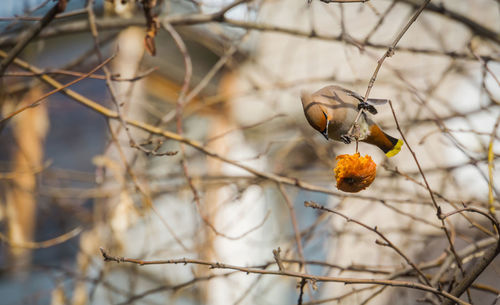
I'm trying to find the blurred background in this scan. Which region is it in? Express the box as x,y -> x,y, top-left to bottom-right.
0,0 -> 499,304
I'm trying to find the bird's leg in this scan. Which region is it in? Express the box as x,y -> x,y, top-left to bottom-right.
357,101 -> 378,115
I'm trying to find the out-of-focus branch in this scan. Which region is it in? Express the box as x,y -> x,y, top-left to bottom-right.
1,49 -> 449,212
0,227 -> 81,249
0,51 -> 348,195
114,272 -> 238,305
318,0 -> 369,3
278,184 -> 313,298
0,54 -> 114,127
0,16 -> 494,61
313,0 -> 370,3
0,8 -> 86,21
442,207 -> 500,234
487,115 -> 500,216
399,0 -> 500,44
0,0 -> 67,76
3,67 -> 157,81
385,165 -> 496,237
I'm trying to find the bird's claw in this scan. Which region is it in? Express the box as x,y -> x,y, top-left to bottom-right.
358,101 -> 378,115
340,134 -> 352,144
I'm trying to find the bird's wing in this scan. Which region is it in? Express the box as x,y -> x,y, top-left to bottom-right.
340,87 -> 364,102
341,87 -> 389,106
366,98 -> 389,106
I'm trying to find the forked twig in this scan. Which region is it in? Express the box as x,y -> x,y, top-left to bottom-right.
346,0 -> 431,140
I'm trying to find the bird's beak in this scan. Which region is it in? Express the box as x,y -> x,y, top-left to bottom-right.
321,130 -> 329,140
321,119 -> 329,140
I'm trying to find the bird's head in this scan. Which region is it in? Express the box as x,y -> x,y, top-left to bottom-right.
301,91 -> 329,140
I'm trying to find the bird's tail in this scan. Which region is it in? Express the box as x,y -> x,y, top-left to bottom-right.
365,124 -> 403,157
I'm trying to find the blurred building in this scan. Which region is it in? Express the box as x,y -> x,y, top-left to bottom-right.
0,0 -> 499,305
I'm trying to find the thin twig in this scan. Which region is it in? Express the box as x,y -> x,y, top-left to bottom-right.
273,247 -> 285,272
304,201 -> 435,289
388,100 -> 470,301
441,207 -> 500,236
297,278 -> 307,305
347,0 -> 430,139
441,241 -> 500,305
279,184 -> 307,271
98,248 -> 470,305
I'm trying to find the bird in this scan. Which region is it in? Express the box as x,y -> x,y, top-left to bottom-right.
300,85 -> 403,157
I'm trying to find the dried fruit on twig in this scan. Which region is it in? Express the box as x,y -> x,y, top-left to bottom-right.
334,153 -> 376,193
142,0 -> 158,56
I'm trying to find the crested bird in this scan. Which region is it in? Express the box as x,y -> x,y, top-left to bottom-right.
301,85 -> 403,157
